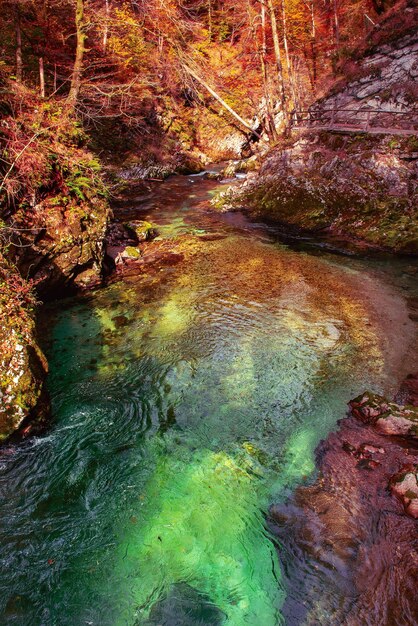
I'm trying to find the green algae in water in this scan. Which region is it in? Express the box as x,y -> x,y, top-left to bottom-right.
115,446 -> 283,625
1,177 -> 412,626
39,242 -> 386,625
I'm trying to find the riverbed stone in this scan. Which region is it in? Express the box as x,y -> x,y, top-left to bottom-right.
349,391 -> 418,438
126,220 -> 158,242
390,465 -> 418,518
121,246 -> 142,260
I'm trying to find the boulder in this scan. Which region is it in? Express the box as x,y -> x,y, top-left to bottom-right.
349,390 -> 418,438
390,465 -> 418,518
126,220 -> 158,242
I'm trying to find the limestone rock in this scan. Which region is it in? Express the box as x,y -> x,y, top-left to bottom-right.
0,261 -> 48,441
390,465 -> 418,518
11,195 -> 110,297
349,391 -> 418,438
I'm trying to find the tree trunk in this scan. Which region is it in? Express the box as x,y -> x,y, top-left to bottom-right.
309,0 -> 317,88
252,0 -> 277,141
39,57 -> 45,97
103,0 -> 110,53
332,0 -> 340,51
183,65 -> 260,138
68,0 -> 86,105
208,0 -> 212,41
15,4 -> 23,83
266,0 -> 288,127
281,0 -> 297,108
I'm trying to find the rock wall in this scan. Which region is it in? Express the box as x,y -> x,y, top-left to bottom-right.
0,191 -> 109,441
311,31 -> 418,131
214,21 -> 418,253
219,131 -> 418,253
0,258 -> 48,441
11,194 -> 110,298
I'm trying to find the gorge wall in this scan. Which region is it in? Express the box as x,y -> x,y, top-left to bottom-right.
217,26 -> 418,254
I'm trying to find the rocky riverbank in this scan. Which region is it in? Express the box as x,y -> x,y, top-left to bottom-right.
0,89 -> 111,441
214,25 -> 418,254
0,256 -> 49,441
215,130 -> 418,254
270,375 -> 418,625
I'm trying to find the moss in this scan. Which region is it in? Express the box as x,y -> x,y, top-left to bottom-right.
226,133 -> 418,254
0,257 -> 48,441
126,221 -> 158,242
124,246 -> 142,259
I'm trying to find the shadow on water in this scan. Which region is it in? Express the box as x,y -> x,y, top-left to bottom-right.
143,583 -> 227,626
0,172 -> 417,625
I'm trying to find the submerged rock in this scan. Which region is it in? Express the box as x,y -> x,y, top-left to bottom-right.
395,372 -> 418,406
144,583 -> 226,626
270,376 -> 418,624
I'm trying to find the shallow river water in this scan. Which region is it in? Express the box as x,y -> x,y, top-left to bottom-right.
1,172 -> 417,625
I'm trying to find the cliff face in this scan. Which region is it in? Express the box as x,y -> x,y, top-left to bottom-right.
0,198 -> 109,441
0,185 -> 109,441
219,28 -> 418,254
311,31 -> 418,130
11,194 -> 109,297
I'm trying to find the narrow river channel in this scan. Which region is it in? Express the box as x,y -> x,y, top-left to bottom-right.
1,171 -> 417,625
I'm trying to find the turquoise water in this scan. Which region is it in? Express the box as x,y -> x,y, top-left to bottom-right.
0,174 -> 416,625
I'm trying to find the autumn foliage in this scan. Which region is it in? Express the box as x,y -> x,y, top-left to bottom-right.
0,0 -> 406,152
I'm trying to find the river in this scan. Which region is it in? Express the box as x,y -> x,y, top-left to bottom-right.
0,170 -> 417,625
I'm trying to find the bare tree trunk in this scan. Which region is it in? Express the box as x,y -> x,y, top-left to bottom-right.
332,0 -> 340,51
15,4 -> 23,83
281,0 -> 297,108
103,0 -> 110,53
303,46 -> 314,92
255,0 -> 277,140
266,0 -> 288,127
208,0 -> 212,41
309,0 -> 317,88
39,57 -> 45,97
68,0 -> 86,105
183,65 -> 260,138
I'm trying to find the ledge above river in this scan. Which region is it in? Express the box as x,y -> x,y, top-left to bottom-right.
215,132 -> 418,255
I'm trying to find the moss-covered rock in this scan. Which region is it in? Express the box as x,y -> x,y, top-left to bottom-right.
349,390 -> 418,438
11,194 -> 110,297
217,133 -> 418,254
0,258 -> 48,441
122,245 -> 142,260
126,220 -> 158,242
